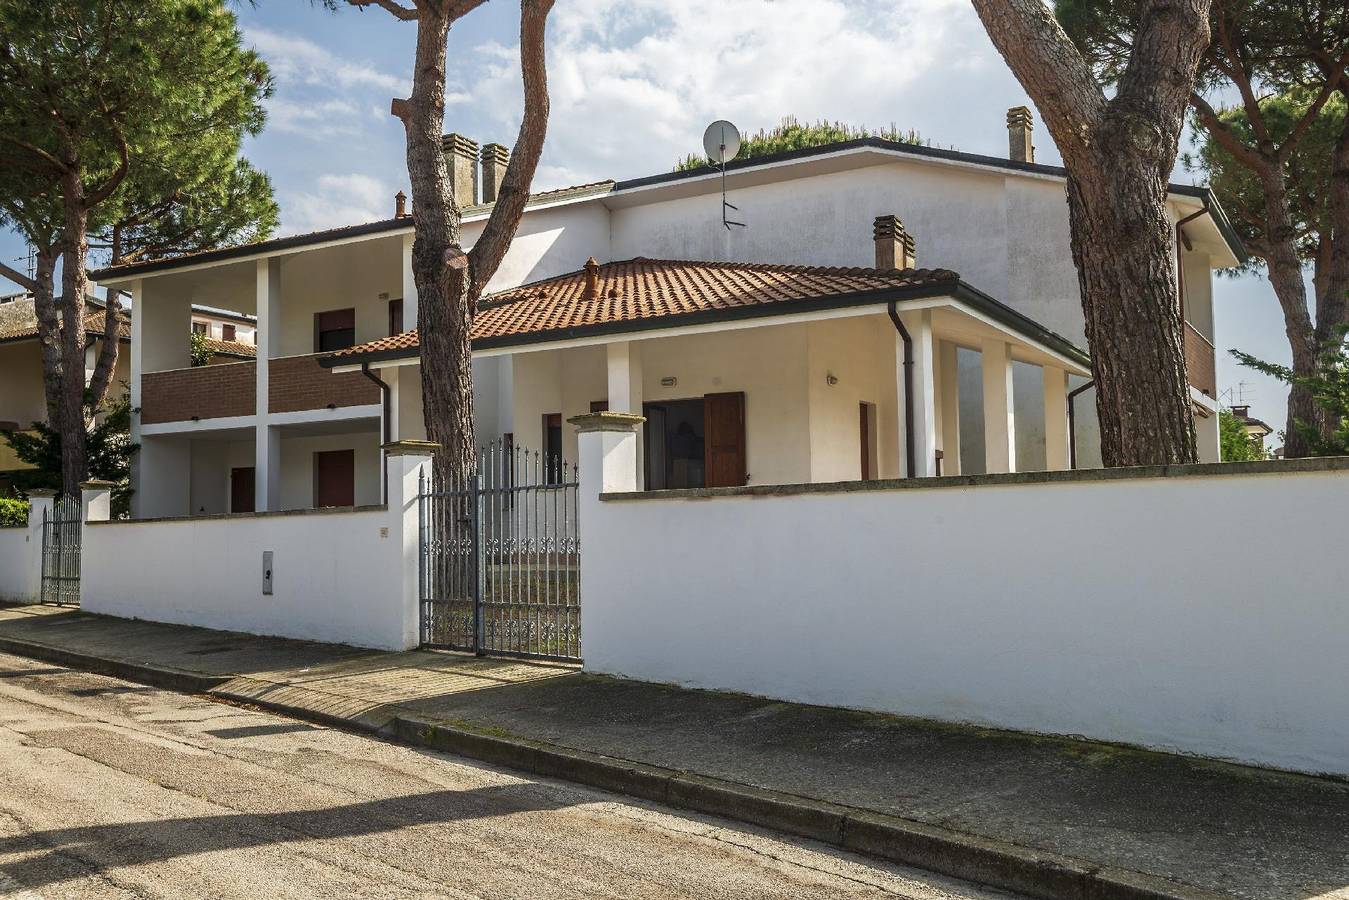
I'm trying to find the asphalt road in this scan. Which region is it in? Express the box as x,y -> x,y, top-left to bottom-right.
0,652 -> 1019,899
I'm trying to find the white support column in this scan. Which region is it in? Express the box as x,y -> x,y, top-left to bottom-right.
128,279 -> 145,518
401,232 -> 418,331
1042,366 -> 1070,471
896,310 -> 938,477
255,258 -> 281,511
606,341 -> 644,488
981,339 -> 1016,474
384,439 -> 438,650
938,340 -> 961,475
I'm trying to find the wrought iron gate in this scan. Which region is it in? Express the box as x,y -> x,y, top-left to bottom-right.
40,495 -> 81,606
419,441 -> 581,661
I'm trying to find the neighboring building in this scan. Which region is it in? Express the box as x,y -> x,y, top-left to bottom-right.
0,292 -> 131,492
192,306 -> 257,349
90,111 -> 1245,519
1230,405 -> 1274,456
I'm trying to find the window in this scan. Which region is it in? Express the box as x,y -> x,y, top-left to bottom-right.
192,321 -> 207,336
589,400 -> 608,413
388,298 -> 404,336
644,393 -> 746,490
543,413 -> 564,483
313,449 -> 355,508
221,323 -> 236,342
314,308 -> 356,352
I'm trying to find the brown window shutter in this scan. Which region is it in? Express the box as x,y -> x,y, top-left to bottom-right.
704,391 -> 746,488
222,324 -> 236,342
388,298 -> 404,336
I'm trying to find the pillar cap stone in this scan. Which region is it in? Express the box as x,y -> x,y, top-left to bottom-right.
568,412 -> 646,433
382,439 -> 441,457
79,479 -> 118,490
26,488 -> 57,498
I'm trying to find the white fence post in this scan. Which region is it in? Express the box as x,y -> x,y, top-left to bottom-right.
569,412 -> 643,667
80,480 -> 115,524
6,490 -> 55,604
383,440 -> 440,650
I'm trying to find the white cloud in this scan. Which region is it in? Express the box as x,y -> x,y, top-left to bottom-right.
281,173 -> 398,235
246,27 -> 408,94
469,0 -> 1018,189
266,97 -> 364,138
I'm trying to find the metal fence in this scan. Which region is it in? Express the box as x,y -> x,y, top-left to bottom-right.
419,441 -> 581,661
40,495 -> 81,606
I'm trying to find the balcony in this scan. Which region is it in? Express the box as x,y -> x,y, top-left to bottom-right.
268,353 -> 379,414
1184,322 -> 1216,399
141,361 -> 256,425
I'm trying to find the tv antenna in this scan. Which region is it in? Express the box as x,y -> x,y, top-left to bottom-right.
703,120 -> 745,230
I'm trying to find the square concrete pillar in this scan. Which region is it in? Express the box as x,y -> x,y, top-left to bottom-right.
401,232 -> 417,331
606,341 -> 644,489
383,440 -> 440,650
982,339 -> 1016,474
80,480 -> 116,523
897,310 -> 938,477
938,340 -> 961,475
1042,366 -> 1070,471
255,257 -> 281,511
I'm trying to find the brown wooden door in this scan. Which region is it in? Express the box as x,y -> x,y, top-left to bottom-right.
230,467 -> 255,513
704,392 -> 746,488
313,449 -> 355,507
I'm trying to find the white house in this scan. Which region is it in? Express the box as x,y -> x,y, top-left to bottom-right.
89,111 -> 1245,517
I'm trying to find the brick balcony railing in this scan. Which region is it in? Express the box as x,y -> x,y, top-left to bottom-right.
1184,322 -> 1217,399
141,362 -> 256,425
268,353 -> 379,414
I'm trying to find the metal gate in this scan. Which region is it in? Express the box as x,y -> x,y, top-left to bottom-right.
40,495 -> 81,606
419,441 -> 581,661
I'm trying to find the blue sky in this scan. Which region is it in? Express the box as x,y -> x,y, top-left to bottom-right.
0,0 -> 1295,431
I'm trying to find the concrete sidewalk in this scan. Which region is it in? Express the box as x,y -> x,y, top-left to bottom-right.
0,605 -> 1344,900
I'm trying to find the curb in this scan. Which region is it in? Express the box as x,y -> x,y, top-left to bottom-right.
388,716 -> 1224,900
0,637 -> 1225,900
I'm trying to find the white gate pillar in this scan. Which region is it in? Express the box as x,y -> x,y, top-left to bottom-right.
571,412 -> 643,667
80,480 -> 115,523
12,490 -> 56,604
384,440 -> 439,651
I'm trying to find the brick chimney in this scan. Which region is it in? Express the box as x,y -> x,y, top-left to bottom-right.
583,257 -> 600,300
873,215 -> 916,270
1007,106 -> 1034,163
480,143 -> 510,204
394,190 -> 408,219
441,133 -> 479,208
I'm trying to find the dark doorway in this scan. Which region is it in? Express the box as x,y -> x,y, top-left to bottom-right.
644,399 -> 706,490
313,449 -> 355,508
230,467 -> 256,514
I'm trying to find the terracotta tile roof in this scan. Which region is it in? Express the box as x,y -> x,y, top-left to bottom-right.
324,257 -> 961,362
202,337 -> 256,358
0,298 -> 130,344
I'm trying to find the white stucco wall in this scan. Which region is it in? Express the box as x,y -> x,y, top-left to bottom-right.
274,237 -> 403,358
0,524 -> 39,604
277,431 -> 382,511
0,342 -> 49,429
805,316 -> 902,481
580,458 -> 1349,776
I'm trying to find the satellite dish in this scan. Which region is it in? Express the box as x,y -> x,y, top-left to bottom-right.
703,120 -> 742,166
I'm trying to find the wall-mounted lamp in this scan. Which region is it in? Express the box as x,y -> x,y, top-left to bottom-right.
660,376 -> 677,387
826,373 -> 839,386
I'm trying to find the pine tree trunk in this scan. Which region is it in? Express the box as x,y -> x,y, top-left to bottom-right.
58,168 -> 92,496
969,0 -> 1210,466
31,251 -> 64,431
1066,157 -> 1197,465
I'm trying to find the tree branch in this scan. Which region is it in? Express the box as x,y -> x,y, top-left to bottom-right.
0,260 -> 38,293
1278,54 -> 1348,161
469,0 -> 554,293
1189,92 -> 1268,171
86,287 -> 123,414
84,132 -> 130,208
347,0 -> 419,20
0,136 -> 65,174
968,0 -> 1106,166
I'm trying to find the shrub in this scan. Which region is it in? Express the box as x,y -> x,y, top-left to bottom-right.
0,497 -> 28,528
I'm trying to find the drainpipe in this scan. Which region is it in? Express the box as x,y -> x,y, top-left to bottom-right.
887,301 -> 916,479
361,362 -> 392,504
1067,380 -> 1095,470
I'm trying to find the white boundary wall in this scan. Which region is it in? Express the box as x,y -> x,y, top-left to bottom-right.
81,446 -> 431,650
0,495 -> 48,604
576,425 -> 1349,777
